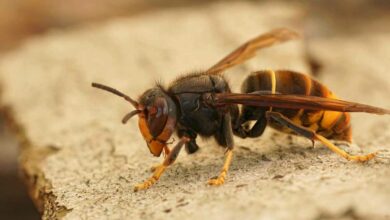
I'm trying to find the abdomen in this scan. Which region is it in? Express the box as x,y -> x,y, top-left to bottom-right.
241,70 -> 352,142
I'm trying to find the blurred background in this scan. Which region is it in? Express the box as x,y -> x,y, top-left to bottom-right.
0,0 -> 389,219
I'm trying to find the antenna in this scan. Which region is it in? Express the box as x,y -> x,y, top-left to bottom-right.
122,110 -> 142,124
92,82 -> 139,108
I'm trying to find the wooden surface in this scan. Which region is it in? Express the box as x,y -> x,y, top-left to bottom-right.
0,1 -> 389,219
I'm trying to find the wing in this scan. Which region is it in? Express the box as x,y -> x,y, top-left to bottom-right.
206,28 -> 300,74
215,93 -> 390,115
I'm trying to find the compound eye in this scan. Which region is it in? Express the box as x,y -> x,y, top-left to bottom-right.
146,97 -> 168,137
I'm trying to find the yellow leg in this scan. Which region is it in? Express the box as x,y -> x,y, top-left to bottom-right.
134,137 -> 189,192
150,146 -> 171,172
134,165 -> 167,191
267,111 -> 377,163
315,135 -> 376,162
208,149 -> 233,186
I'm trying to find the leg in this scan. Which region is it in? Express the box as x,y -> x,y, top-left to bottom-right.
209,113 -> 235,186
177,128 -> 200,154
134,137 -> 190,191
234,105 -> 267,138
150,146 -> 171,172
185,139 -> 199,154
208,149 -> 234,185
234,116 -> 267,138
266,111 -> 376,162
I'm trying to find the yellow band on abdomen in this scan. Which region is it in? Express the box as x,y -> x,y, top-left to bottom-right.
269,70 -> 276,112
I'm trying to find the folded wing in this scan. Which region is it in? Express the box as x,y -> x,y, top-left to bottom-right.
215,93 -> 390,115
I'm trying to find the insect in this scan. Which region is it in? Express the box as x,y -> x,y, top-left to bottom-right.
92,28 -> 390,191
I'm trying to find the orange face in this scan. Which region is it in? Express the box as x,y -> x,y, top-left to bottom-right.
138,115 -> 175,156
137,95 -> 177,157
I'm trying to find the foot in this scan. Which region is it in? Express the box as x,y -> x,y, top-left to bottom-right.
345,152 -> 377,162
134,165 -> 167,192
208,176 -> 226,186
134,177 -> 157,192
